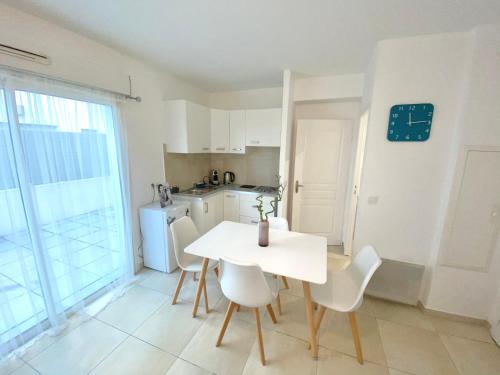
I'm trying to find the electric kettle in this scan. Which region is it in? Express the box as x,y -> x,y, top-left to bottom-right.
223,171 -> 235,185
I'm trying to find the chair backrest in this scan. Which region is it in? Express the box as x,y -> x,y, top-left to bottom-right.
347,245 -> 382,309
219,257 -> 274,308
268,217 -> 289,231
170,216 -> 200,269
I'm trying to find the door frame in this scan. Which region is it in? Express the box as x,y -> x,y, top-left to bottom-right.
343,110 -> 370,256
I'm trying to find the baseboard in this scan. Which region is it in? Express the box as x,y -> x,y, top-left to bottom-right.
417,301 -> 490,327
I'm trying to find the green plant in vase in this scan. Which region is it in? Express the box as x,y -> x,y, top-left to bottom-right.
255,175 -> 286,247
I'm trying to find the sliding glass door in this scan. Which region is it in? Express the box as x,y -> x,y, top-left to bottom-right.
0,83 -> 131,356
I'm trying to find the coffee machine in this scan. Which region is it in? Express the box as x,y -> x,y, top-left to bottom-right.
209,169 -> 220,185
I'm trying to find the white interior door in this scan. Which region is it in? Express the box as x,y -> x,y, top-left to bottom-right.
343,110 -> 369,255
291,119 -> 352,244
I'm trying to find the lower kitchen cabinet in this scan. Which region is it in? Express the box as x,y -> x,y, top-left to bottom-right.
239,193 -> 275,224
189,193 -> 224,234
239,215 -> 260,225
223,191 -> 240,221
177,190 -> 277,232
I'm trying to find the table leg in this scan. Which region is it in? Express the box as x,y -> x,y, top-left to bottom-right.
302,281 -> 318,359
192,258 -> 209,317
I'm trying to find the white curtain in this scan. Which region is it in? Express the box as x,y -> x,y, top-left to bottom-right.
0,72 -> 134,358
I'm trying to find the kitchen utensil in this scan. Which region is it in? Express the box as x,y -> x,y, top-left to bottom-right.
223,171 -> 235,185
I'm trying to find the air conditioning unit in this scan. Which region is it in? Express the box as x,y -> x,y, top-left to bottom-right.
0,44 -> 50,65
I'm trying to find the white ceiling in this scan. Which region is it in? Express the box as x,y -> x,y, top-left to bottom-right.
2,0 -> 500,91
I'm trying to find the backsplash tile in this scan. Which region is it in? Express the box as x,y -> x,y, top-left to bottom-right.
164,146 -> 279,190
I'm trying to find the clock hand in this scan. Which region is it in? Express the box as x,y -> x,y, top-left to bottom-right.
407,112 -> 412,126
411,120 -> 429,124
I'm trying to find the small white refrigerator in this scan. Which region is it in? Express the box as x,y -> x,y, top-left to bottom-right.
139,200 -> 191,273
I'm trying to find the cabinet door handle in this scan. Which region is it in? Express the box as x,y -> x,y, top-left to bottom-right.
232,148 -> 242,151
204,202 -> 208,213
250,220 -> 259,224
226,194 -> 236,198
216,147 -> 225,151
252,204 -> 259,208
202,147 -> 210,151
250,140 -> 260,145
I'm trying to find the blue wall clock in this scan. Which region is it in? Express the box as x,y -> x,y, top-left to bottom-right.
387,103 -> 434,142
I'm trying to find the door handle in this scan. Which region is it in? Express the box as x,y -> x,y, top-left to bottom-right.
204,202 -> 208,213
295,180 -> 304,193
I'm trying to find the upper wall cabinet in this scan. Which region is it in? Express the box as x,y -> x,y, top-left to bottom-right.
245,108 -> 282,147
166,100 -> 281,153
229,110 -> 246,154
210,109 -> 230,153
165,100 -> 210,153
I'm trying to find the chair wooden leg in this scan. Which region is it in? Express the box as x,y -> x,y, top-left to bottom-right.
202,280 -> 209,314
307,305 -> 327,350
193,272 -> 197,281
236,304 -> 241,312
213,267 -> 219,278
281,276 -> 290,289
254,308 -> 266,366
315,305 -> 327,333
216,301 -> 237,346
266,304 -> 278,324
276,293 -> 282,315
348,312 -> 364,364
192,258 -> 209,317
172,270 -> 186,305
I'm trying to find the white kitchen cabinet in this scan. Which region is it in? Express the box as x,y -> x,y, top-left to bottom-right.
239,193 -> 275,223
239,215 -> 260,225
165,100 -> 211,153
245,108 -> 282,147
210,109 -> 230,153
223,191 -> 240,221
229,110 -> 246,154
189,193 -> 224,235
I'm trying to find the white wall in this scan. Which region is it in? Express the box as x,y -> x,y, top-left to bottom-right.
355,32 -> 467,265
279,70 -> 296,217
294,74 -> 364,102
208,87 -> 282,109
0,3 -> 208,271
423,25 -> 500,320
357,26 -> 500,320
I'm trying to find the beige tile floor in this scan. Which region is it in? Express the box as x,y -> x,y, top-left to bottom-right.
2,267 -> 499,375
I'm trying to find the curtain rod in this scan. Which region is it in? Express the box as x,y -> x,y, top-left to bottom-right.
0,64 -> 142,102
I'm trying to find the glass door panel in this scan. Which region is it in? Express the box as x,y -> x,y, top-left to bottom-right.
14,90 -> 129,310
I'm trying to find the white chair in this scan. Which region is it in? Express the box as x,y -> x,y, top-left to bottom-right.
216,257 -> 279,366
267,217 -> 290,295
310,245 -> 381,364
170,216 -> 219,313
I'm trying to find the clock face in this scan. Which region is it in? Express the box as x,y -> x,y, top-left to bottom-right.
387,103 -> 434,142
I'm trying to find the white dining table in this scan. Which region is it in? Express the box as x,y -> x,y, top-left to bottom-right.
184,220 -> 327,358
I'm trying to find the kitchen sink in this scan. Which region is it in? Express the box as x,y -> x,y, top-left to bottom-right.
180,186 -> 220,195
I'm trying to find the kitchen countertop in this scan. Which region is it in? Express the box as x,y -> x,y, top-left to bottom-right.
173,184 -> 278,200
